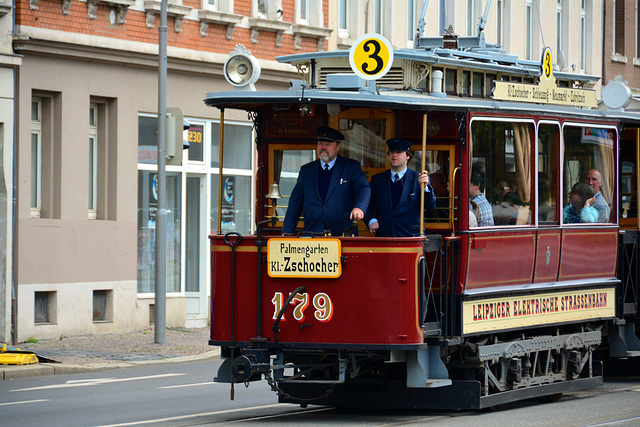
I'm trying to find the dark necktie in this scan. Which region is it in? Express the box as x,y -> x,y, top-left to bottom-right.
324,164 -> 329,171
394,173 -> 399,182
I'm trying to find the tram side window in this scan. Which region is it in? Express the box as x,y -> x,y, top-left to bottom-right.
538,124 -> 559,224
469,120 -> 534,227
412,149 -> 452,223
562,126 -> 615,224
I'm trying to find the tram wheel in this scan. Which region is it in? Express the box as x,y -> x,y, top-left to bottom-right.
545,393 -> 563,402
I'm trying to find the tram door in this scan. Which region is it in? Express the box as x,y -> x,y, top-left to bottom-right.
620,127 -> 639,228
185,174 -> 208,326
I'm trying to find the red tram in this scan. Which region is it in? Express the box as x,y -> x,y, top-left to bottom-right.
205,31 -> 640,409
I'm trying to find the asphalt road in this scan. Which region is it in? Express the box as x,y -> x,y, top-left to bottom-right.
1,359 -> 639,426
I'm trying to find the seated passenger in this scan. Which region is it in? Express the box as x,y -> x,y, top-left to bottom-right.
469,166 -> 494,227
492,180 -> 521,225
563,183 -> 598,224
584,169 -> 610,222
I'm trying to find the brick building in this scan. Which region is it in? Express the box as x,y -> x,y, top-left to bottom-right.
602,0 -> 640,92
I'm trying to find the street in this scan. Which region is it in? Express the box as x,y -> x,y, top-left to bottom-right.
1,359 -> 640,426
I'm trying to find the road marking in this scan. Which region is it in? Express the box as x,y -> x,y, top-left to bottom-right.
10,373 -> 186,392
582,415 -> 640,426
0,399 -> 50,406
158,382 -> 213,389
93,403 -> 291,426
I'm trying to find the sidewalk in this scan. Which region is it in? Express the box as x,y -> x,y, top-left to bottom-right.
0,327 -> 219,380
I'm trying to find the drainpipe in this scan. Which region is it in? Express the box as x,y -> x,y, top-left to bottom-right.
11,0 -> 18,346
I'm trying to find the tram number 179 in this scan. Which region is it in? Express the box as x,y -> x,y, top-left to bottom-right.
271,292 -> 334,323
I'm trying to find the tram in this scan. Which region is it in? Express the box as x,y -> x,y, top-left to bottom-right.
205,24 -> 640,409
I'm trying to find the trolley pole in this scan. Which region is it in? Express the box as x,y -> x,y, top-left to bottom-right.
154,0 -> 168,344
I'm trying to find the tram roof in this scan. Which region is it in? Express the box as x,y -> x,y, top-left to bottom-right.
203,87 -> 633,122
276,48 -> 600,85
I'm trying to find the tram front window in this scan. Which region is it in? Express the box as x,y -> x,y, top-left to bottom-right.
469,120 -> 534,227
562,126 -> 615,224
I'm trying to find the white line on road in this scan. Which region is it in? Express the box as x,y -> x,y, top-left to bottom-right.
158,382 -> 213,389
0,399 -> 50,406
93,403 -> 292,427
10,373 -> 186,392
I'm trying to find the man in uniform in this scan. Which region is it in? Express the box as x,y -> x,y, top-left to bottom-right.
282,126 -> 371,236
365,138 -> 436,237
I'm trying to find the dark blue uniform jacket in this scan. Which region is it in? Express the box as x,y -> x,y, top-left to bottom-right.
282,156 -> 371,236
365,168 -> 437,237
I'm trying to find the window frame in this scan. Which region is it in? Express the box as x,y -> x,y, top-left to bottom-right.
89,103 -> 98,220
31,97 -> 42,219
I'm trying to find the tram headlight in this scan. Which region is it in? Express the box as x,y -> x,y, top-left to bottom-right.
224,45 -> 261,91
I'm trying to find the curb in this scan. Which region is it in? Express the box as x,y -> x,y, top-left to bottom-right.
0,349 -> 220,380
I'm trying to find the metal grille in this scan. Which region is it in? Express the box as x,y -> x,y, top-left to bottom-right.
319,67 -> 405,89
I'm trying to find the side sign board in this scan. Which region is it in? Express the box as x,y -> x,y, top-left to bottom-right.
493,47 -> 597,108
462,287 -> 616,334
267,238 -> 342,278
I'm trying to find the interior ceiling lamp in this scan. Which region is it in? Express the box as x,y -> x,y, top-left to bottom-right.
224,45 -> 261,91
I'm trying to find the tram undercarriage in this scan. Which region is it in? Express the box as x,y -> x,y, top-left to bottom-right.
217,327 -> 604,410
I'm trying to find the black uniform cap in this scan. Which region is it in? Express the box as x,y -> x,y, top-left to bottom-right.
317,126 -> 345,143
386,138 -> 412,152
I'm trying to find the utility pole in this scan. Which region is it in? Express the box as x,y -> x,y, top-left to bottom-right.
155,0 -> 168,344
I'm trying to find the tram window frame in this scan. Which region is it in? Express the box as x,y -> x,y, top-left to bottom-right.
410,144 -> 456,230
538,122 -> 560,225
619,128 -> 639,226
268,143 -> 317,228
469,118 -> 536,228
561,123 -> 617,225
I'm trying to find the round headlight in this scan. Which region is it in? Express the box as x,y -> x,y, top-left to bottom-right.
224,47 -> 261,90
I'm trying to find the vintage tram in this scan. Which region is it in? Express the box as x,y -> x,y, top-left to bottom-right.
205,30 -> 640,409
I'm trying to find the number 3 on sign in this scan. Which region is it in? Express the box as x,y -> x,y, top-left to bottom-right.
349,33 -> 394,81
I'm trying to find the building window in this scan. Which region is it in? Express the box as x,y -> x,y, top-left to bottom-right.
614,0 -> 625,56
89,104 -> 98,219
467,0 -> 476,36
207,0 -> 217,10
374,0 -> 384,35
580,1 -> 587,71
256,0 -> 282,19
31,98 -> 42,219
339,0 -> 349,37
31,92 -> 62,219
525,0 -> 532,60
407,0 -> 415,43
497,0 -> 504,47
556,0 -> 563,63
93,290 -> 113,321
297,0 -> 309,24
89,97 -> 117,221
34,291 -> 56,324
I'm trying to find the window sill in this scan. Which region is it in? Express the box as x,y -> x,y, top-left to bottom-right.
292,24 -> 332,50
86,0 -> 135,21
144,0 -> 192,32
248,17 -> 292,46
197,9 -> 243,38
634,57 -> 640,67
0,0 -> 11,16
337,37 -> 353,50
610,53 -> 627,64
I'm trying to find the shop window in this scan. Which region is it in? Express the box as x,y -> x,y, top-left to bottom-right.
562,125 -> 616,224
470,120 -> 534,227
136,169 -> 182,294
34,291 -> 56,324
211,123 -> 252,169
93,289 -> 113,322
211,174 -> 252,234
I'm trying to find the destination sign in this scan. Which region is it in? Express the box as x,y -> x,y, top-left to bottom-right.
267,238 -> 342,278
493,47 -> 597,108
462,287 -> 615,334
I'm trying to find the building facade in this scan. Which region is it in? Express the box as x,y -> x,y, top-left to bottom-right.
7,0 -> 605,342
602,0 -> 640,92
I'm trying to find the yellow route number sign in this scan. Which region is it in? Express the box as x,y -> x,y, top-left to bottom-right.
349,33 -> 394,81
